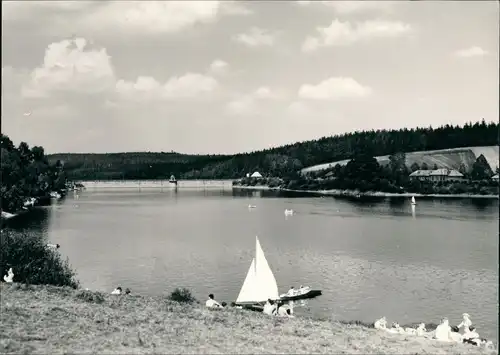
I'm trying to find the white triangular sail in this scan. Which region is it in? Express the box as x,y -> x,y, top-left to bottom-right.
411,196 -> 416,204
236,236 -> 279,304
254,237 -> 279,301
236,258 -> 257,303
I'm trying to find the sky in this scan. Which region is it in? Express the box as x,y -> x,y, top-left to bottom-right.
1,1 -> 498,154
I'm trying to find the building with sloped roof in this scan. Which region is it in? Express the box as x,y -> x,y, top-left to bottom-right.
409,169 -> 464,182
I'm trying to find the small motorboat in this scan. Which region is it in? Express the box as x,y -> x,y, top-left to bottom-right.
284,209 -> 294,216
279,287 -> 322,301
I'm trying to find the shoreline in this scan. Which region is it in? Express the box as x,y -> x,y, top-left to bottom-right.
232,185 -> 499,199
1,283 -> 496,354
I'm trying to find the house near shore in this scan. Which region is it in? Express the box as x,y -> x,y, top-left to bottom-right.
250,171 -> 263,179
409,169 -> 465,182
492,174 -> 499,182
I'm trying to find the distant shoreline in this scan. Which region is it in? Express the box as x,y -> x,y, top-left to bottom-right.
232,185 -> 500,199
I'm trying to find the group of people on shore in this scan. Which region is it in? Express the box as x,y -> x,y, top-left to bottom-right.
205,293 -> 295,318
374,313 -> 494,349
205,285 -> 312,318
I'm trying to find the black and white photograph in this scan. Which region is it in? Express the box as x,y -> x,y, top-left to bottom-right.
1,0 -> 498,354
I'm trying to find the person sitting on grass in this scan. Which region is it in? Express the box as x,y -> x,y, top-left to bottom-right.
111,286 -> 122,295
205,294 -> 223,308
415,323 -> 428,337
374,317 -> 387,330
435,318 -> 454,342
461,325 -> 493,348
277,304 -> 294,318
263,299 -> 277,316
457,313 -> 472,332
449,325 -> 463,343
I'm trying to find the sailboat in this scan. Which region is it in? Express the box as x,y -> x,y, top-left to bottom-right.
411,196 -> 416,205
235,236 -> 280,307
235,236 -> 322,310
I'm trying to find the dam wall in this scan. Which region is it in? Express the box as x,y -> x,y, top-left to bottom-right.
82,179 -> 233,190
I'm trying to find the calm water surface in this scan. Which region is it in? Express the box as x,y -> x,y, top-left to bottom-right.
17,188 -> 499,341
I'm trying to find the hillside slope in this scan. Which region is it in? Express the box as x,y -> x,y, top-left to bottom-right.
0,284 -> 496,355
46,121 -> 499,180
301,146 -> 499,174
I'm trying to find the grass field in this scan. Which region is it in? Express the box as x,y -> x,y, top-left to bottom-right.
301,146 -> 499,174
0,283 -> 496,354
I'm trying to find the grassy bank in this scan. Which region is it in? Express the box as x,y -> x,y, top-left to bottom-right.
233,185 -> 500,199
0,283 -> 496,355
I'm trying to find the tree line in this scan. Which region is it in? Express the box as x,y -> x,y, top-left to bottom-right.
1,134 -> 67,213
235,151 -> 499,196
48,120 -> 499,181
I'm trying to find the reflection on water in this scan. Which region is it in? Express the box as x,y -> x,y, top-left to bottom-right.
8,188 -> 499,342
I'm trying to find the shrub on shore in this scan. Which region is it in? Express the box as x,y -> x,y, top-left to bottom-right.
0,229 -> 79,289
168,287 -> 197,304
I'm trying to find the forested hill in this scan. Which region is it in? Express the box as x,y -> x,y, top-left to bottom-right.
48,120 -> 499,180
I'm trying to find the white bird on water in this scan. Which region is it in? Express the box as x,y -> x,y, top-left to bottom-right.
3,268 -> 14,283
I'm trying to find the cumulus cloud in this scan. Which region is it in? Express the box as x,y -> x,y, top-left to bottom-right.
298,77 -> 372,100
85,1 -> 221,35
19,37 -> 219,104
209,59 -> 229,74
254,86 -> 284,99
2,1 -> 250,36
302,19 -> 412,52
233,27 -> 278,47
2,1 -> 93,20
220,1 -> 254,15
296,1 -> 395,14
226,86 -> 282,115
454,46 -> 489,58
115,73 -> 218,101
21,38 -> 116,99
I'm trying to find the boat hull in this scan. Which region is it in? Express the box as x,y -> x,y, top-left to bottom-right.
279,290 -> 322,301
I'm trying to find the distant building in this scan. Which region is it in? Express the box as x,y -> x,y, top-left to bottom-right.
492,174 -> 499,181
408,170 -> 432,181
251,171 -> 263,178
409,169 -> 464,182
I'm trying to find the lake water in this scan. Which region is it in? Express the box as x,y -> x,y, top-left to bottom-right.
13,188 -> 499,342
